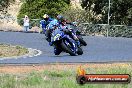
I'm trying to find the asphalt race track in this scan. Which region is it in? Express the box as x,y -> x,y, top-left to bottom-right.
0,31 -> 132,64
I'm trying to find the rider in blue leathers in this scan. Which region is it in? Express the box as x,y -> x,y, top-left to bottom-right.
45,15 -> 62,42
45,15 -> 63,55
46,15 -> 80,55
40,14 -> 53,34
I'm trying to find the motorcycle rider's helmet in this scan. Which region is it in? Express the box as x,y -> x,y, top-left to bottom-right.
43,14 -> 49,21
57,15 -> 65,22
57,15 -> 63,19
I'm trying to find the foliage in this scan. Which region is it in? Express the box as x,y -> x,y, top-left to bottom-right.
62,7 -> 93,24
81,0 -> 132,25
17,0 -> 70,19
17,0 -> 70,26
79,23 -> 132,37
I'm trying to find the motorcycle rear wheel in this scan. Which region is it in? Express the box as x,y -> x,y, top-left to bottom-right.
78,36 -> 87,46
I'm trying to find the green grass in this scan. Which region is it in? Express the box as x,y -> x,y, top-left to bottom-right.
0,65 -> 132,88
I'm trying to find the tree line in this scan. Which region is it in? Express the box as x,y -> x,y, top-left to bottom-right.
81,0 -> 132,25
1,0 -> 132,26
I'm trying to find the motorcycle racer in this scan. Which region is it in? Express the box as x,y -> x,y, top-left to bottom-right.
40,14 -> 53,34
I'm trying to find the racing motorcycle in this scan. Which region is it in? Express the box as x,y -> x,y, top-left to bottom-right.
51,27 -> 83,56
66,24 -> 87,46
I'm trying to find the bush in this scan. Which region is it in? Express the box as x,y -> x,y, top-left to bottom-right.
79,24 -> 132,38
62,7 -> 94,24
17,0 -> 70,26
17,0 -> 70,19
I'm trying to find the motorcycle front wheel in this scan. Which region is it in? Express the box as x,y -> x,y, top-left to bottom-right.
77,47 -> 83,55
60,41 -> 76,56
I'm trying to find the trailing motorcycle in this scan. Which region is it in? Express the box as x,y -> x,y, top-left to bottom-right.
66,24 -> 87,46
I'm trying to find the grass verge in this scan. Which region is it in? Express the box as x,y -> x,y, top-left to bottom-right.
0,63 -> 132,88
0,44 -> 28,58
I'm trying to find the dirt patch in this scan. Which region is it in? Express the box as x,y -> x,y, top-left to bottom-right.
0,63 -> 131,74
0,23 -> 23,32
0,44 -> 28,58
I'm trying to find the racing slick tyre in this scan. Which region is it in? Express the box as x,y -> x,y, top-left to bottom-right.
78,36 -> 87,46
77,47 -> 83,55
54,47 -> 62,55
60,41 -> 76,56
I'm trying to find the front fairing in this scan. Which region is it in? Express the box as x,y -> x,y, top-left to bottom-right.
51,28 -> 65,42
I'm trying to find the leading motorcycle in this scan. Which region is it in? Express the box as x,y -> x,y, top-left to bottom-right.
51,27 -> 83,56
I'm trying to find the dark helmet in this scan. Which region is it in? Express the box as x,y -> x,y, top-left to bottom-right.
57,15 -> 63,19
57,15 -> 65,22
